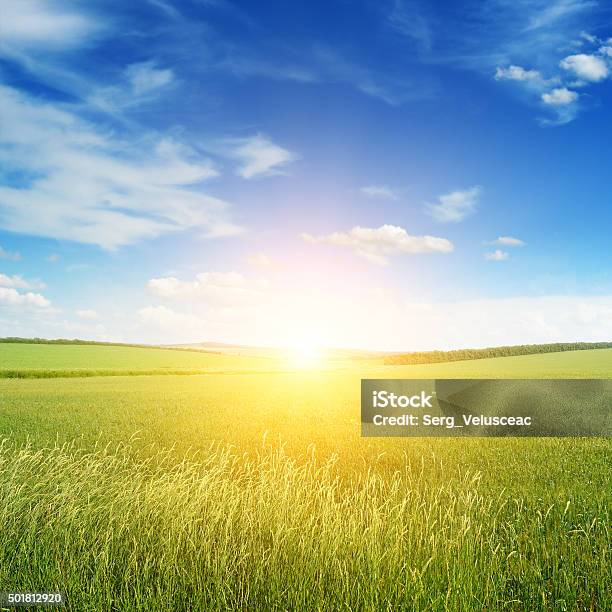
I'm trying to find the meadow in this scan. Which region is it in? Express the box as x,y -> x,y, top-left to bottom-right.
0,344 -> 610,610
0,342 -> 277,377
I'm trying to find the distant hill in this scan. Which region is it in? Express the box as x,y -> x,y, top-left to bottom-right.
384,342 -> 612,365
169,342 -> 384,360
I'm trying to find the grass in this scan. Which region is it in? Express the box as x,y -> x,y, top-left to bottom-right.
1,439 -> 608,611
0,345 -> 610,610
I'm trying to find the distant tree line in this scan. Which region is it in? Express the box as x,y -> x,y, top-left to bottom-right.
0,337 -> 151,348
384,342 -> 612,365
0,337 -> 219,355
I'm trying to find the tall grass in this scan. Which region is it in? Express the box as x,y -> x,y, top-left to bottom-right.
0,438 -> 608,611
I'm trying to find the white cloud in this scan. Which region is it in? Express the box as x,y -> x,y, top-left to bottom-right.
426,186 -> 481,223
76,309 -> 99,320
148,271 -> 265,303
312,46 -> 436,106
494,65 -> 541,82
580,31 -> 598,44
134,283 -> 612,351
0,273 -> 45,290
137,305 -> 208,342
46,254 -> 60,263
360,185 -> 400,201
487,236 -> 526,247
88,61 -> 175,112
526,0 -> 597,31
0,0 -> 102,53
0,85 -> 241,249
223,134 -> 297,179
388,295 -> 612,351
387,0 -> 432,52
147,0 -> 181,18
221,38 -> 436,107
0,246 -> 21,261
560,53 -> 608,82
0,287 -> 50,308
485,249 -> 509,261
541,87 -> 578,105
599,45 -> 612,58
302,224 -> 453,265
126,61 -> 174,95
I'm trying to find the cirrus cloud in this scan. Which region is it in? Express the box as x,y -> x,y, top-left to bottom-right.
360,185 -> 400,201
0,85 -> 241,250
221,134 -> 297,179
0,246 -> 22,261
0,0 -> 103,54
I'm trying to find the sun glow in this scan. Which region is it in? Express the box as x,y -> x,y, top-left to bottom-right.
285,335 -> 324,369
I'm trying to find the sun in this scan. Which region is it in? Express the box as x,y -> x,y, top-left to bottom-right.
285,336 -> 324,369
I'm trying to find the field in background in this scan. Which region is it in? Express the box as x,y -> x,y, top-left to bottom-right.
0,344 -> 610,610
0,342 -> 281,377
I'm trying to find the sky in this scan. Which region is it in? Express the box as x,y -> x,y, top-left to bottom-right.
1,0 -> 612,351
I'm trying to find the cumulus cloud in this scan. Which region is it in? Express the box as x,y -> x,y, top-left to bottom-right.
485,250 -> 509,261
302,224 -> 453,265
0,273 -> 46,290
541,87 -> 578,105
0,85 -> 241,249
222,134 -> 297,179
492,31 -> 612,124
148,271 -> 266,303
360,185 -> 400,200
0,246 -> 21,261
487,236 -> 526,247
426,186 -> 481,223
495,65 -> 541,82
0,287 -> 50,308
76,309 -> 99,320
560,53 -> 609,82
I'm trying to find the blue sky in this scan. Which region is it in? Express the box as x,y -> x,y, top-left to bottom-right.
1,0 -> 612,350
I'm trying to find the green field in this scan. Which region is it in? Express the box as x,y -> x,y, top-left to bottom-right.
0,342 -> 279,377
0,345 -> 610,610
